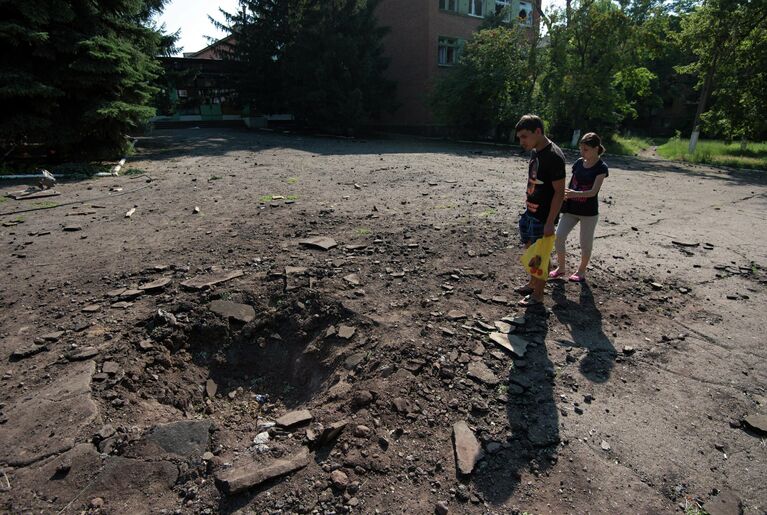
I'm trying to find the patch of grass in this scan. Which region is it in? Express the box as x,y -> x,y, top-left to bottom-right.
606,135 -> 657,156
33,201 -> 59,208
657,136 -> 767,170
286,177 -> 299,185
12,216 -> 24,223
356,227 -> 371,235
478,208 -> 497,217
285,195 -> 299,201
208,175 -> 222,181
123,168 -> 146,176
259,194 -> 274,203
0,196 -> 7,204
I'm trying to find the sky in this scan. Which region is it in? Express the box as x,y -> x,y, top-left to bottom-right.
156,0 -> 569,56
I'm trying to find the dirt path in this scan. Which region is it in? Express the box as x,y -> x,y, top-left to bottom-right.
0,128 -> 765,514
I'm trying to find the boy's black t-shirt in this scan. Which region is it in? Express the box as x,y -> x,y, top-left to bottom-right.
562,158 -> 609,216
525,142 -> 566,223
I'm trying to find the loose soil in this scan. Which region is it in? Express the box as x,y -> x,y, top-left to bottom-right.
0,128 -> 765,514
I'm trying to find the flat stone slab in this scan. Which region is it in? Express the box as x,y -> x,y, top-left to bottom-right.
41,331 -> 65,341
138,420 -> 212,459
743,413 -> 767,434
447,310 -> 467,320
489,332 -> 529,357
452,421 -> 483,475
343,273 -> 361,286
275,409 -> 313,428
181,269 -> 244,290
209,300 -> 256,323
0,361 -> 97,466
298,236 -> 338,250
467,361 -> 500,385
81,304 -> 101,313
139,277 -> 172,292
216,447 -> 310,495
66,346 -> 99,361
10,343 -> 48,361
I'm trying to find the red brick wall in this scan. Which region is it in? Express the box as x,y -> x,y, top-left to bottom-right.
375,0 -> 431,126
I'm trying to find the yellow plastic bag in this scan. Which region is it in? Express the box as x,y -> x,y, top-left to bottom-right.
520,235 -> 555,280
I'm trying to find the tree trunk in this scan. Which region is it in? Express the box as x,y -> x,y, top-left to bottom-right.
688,61 -> 716,154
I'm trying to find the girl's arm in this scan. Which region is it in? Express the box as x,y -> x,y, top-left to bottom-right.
565,174 -> 607,199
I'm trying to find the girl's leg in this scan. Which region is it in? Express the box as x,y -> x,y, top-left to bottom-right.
576,215 -> 599,275
552,213 -> 579,275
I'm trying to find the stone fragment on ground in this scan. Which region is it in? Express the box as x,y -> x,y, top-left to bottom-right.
139,277 -> 171,292
337,325 -> 356,340
298,236 -> 337,250
216,447 -> 310,495
209,299 -> 256,323
488,332 -> 528,357
452,421 -> 483,475
467,361 -> 499,385
275,409 -> 313,428
133,420 -> 212,459
180,269 -> 244,290
743,413 -> 767,434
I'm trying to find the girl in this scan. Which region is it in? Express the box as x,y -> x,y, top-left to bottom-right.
548,132 -> 609,283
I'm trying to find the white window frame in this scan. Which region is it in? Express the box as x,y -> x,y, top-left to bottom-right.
438,37 -> 459,66
517,1 -> 533,27
468,0 -> 483,17
439,0 -> 458,12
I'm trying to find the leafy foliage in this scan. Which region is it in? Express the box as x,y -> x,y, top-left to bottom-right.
218,0 -> 396,133
0,0 -> 176,157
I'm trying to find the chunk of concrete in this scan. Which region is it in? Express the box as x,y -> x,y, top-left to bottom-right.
452,421 -> 483,475
216,447 -> 310,495
209,300 -> 256,323
275,410 -> 313,429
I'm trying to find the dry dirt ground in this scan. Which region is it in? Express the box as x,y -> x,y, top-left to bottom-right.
0,127 -> 765,515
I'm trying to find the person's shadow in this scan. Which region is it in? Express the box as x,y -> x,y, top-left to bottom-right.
551,281 -> 616,383
472,306 -> 560,504
472,282 -> 614,506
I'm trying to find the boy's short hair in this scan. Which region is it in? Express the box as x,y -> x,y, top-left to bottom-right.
515,114 -> 544,134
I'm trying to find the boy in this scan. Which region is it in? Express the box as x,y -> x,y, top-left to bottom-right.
514,114 -> 566,306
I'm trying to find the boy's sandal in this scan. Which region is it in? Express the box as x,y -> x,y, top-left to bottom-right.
514,285 -> 534,295
518,295 -> 543,307
568,273 -> 586,283
548,270 -> 566,279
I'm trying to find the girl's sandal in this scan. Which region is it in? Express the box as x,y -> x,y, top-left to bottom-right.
548,269 -> 566,280
568,273 -> 586,283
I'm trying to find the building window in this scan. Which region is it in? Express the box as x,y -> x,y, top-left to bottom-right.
468,0 -> 483,17
438,37 -> 459,66
177,89 -> 188,98
495,0 -> 511,21
439,0 -> 458,12
517,1 -> 533,27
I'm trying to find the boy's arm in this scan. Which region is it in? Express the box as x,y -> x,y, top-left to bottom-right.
545,178 -> 565,236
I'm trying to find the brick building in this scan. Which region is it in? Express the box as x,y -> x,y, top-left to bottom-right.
374,0 -> 538,132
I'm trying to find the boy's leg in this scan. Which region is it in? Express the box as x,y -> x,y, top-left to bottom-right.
576,215 -> 599,275
515,213 -> 536,293
553,213 -> 578,274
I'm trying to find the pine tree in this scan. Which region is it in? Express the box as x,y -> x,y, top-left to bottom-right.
218,0 -> 396,133
0,0 -> 174,158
